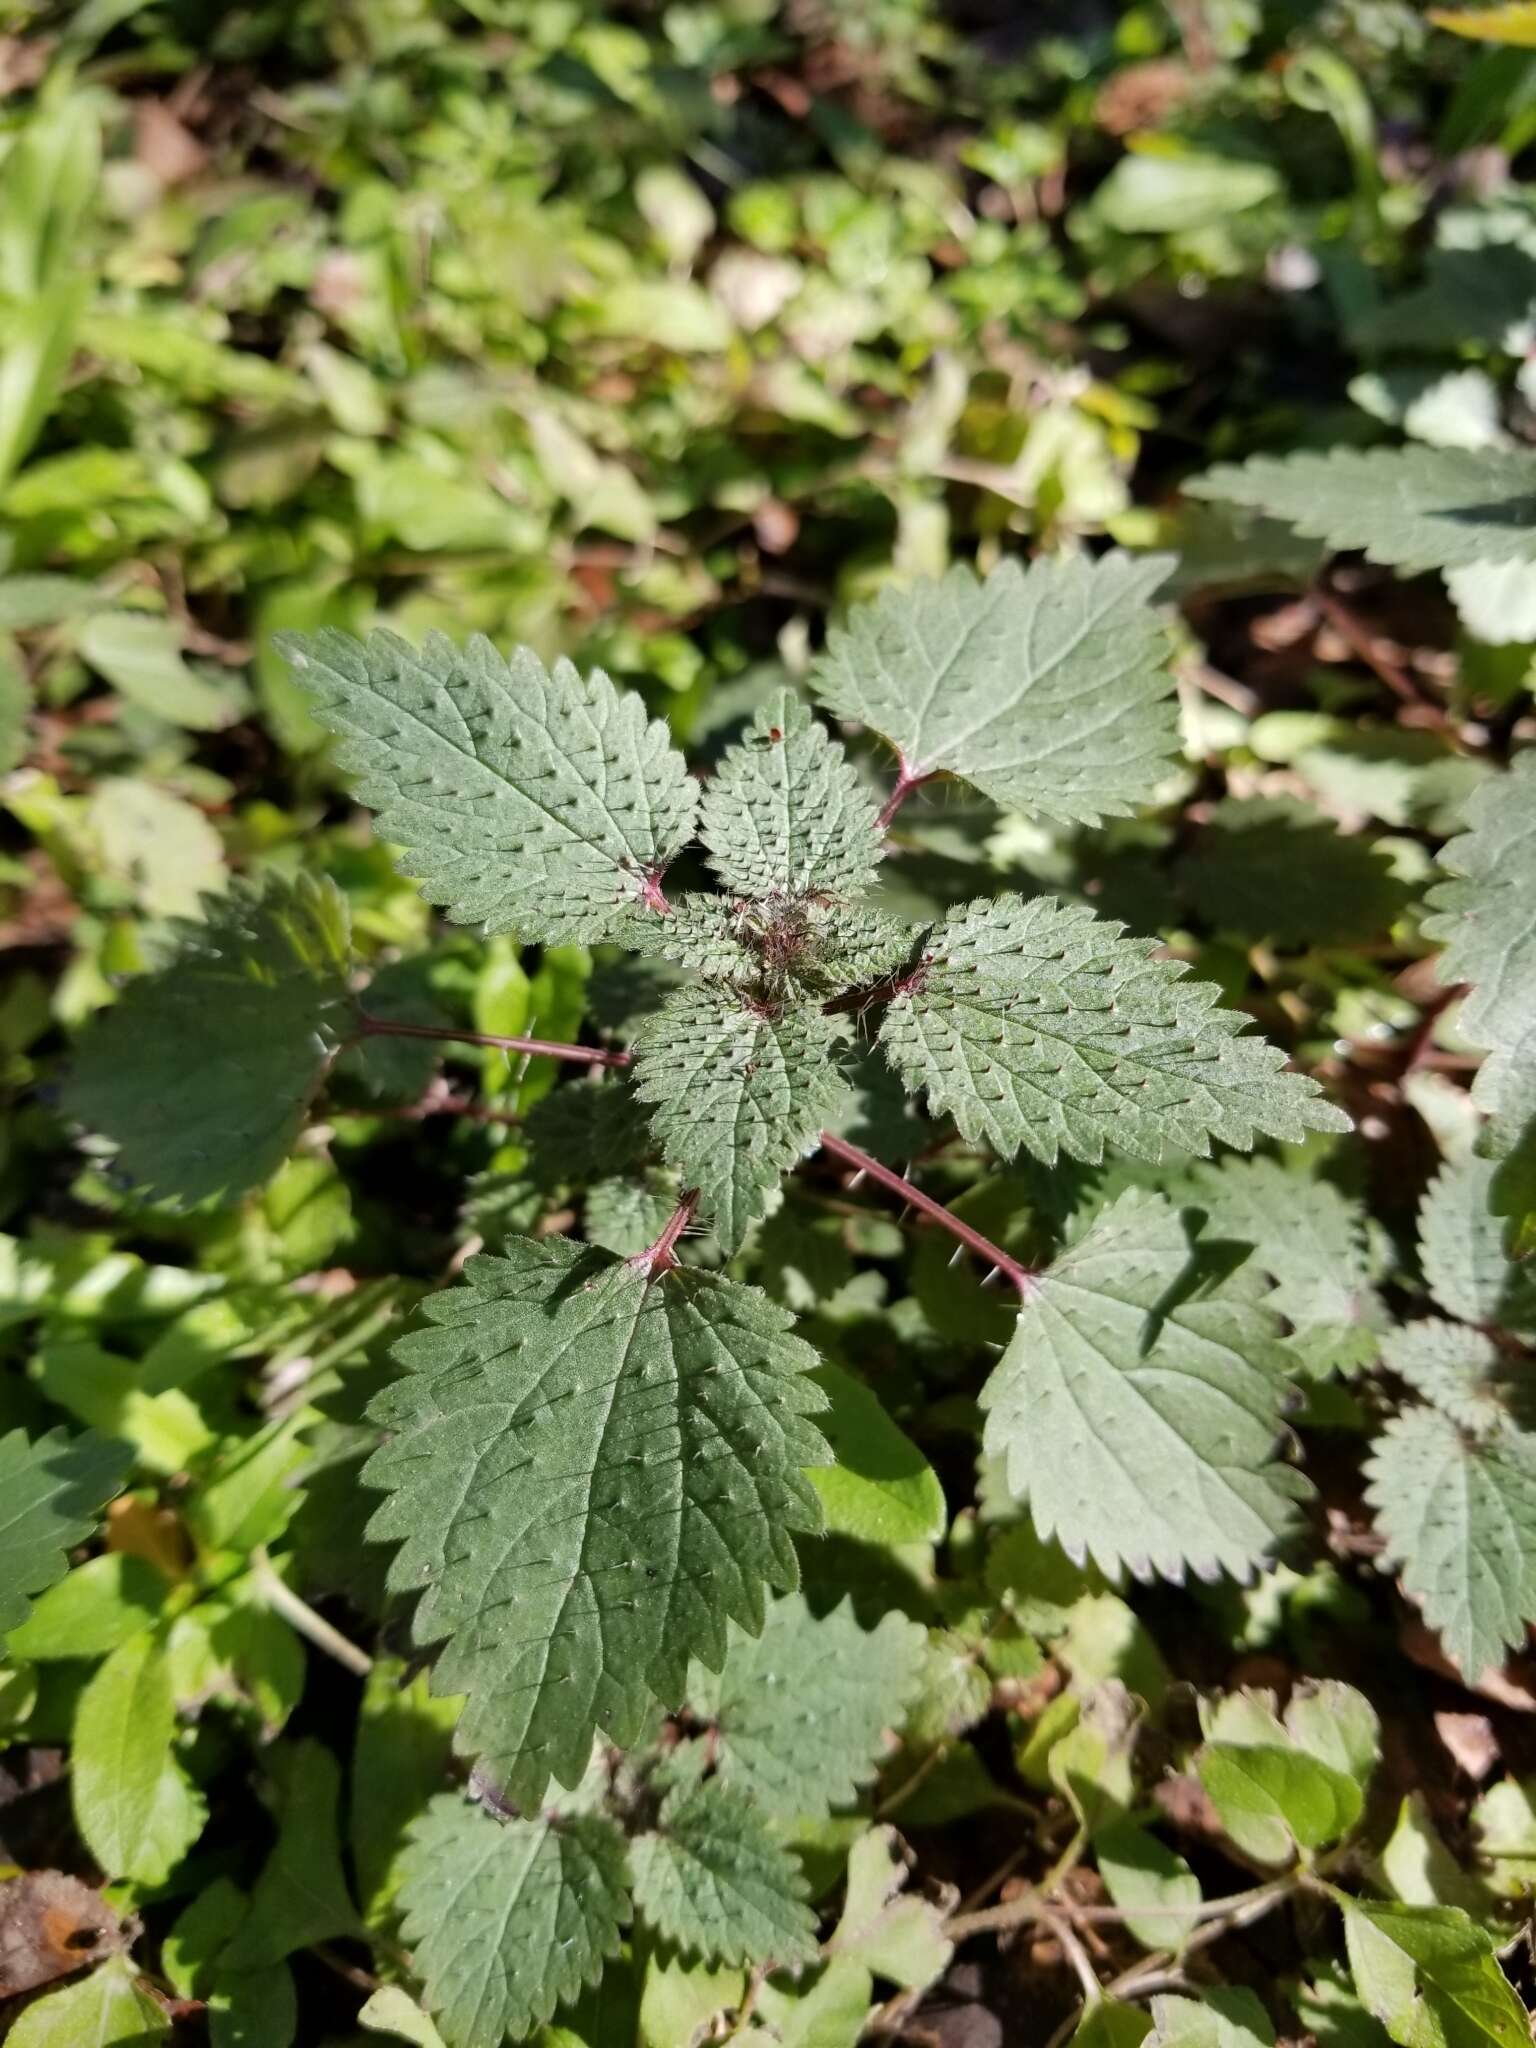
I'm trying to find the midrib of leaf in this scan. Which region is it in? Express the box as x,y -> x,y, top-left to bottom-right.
384,638 -> 664,873
907,569 -> 1128,776
903,965 -> 1223,1128
467,1821 -> 543,2045
1039,1280 -> 1268,1516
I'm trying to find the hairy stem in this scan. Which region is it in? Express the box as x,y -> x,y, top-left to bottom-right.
818,1131 -> 1039,1298
628,1189 -> 700,1279
875,760 -> 935,832
355,1012 -> 633,1069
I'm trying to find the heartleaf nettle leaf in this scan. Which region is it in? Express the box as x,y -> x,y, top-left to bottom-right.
277,628 -> 698,943
879,896 -> 1347,1168
1189,445 -> 1536,573
700,691 -> 883,900
0,1426 -> 132,1633
1424,754 -> 1536,1155
981,1191 -> 1309,1583
396,1794 -> 630,2045
1366,1404 -> 1536,1680
64,873 -> 353,1207
633,985 -> 851,1250
364,1239 -> 830,1805
1185,1159 -> 1384,1378
1418,1159 -> 1536,1331
630,1782 -> 818,1968
810,552 -> 1179,824
678,1593 -> 928,1818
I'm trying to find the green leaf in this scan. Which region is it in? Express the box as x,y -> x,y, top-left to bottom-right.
1075,2004 -> 1155,2048
1188,446 -> 1536,574
364,1240 -> 829,1806
632,1782 -> 818,1967
359,1988 -> 449,2047
1178,797 -> 1410,951
71,1628 -> 208,1884
1424,755 -> 1536,1128
6,1550 -> 167,1659
396,1794 -> 630,2045
0,278 -> 89,494
1095,1820 -> 1203,1952
1380,1323 -> 1516,1433
276,629 -> 698,944
981,1191 -> 1310,1582
0,1425 -> 132,1632
1091,151 -> 1282,232
1147,1991 -> 1276,2048
879,896 -> 1348,1169
77,613 -> 240,731
8,1955 -> 169,2048
810,553 -> 1178,826
806,1362 -> 948,1545
1185,1159 -> 1384,1378
352,1659 -> 465,1924
1417,1160 -> 1536,1330
63,874 -> 354,1208
1341,1899 -> 1530,2048
827,1826 -> 952,1992
89,778 -> 228,921
633,985 -> 851,1251
699,692 -> 882,900
222,1740 -> 361,1968
1366,1405 -> 1536,1678
1198,1744 -> 1363,1865
681,1592 -> 927,1820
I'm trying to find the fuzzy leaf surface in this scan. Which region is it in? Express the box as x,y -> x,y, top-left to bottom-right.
277,628 -> 697,943
1188,446 -> 1536,573
1418,1159 -> 1536,1330
0,1426 -> 132,1633
396,1794 -> 630,2046
681,1593 -> 928,1818
700,691 -> 882,899
631,1783 -> 818,1967
63,874 -> 353,1207
1424,754 -> 1536,1122
1381,1323 -> 1517,1434
364,1240 -> 829,1805
810,553 -> 1178,825
981,1191 -> 1309,1582
1185,1159 -> 1383,1377
879,896 -> 1347,1168
1366,1405 -> 1536,1678
634,985 -> 851,1250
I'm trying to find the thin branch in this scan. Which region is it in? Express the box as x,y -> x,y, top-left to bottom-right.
1314,587 -> 1446,725
250,1547 -> 373,1677
355,1012 -> 632,1069
818,1131 -> 1039,1298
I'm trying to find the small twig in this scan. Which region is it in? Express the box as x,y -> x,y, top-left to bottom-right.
249,1547 -> 373,1677
818,1132 -> 1039,1298
355,1013 -> 632,1069
311,1945 -> 379,1994
1314,588 -> 1445,724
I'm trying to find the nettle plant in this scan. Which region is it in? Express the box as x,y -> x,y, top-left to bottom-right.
37,543 -> 1531,2040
